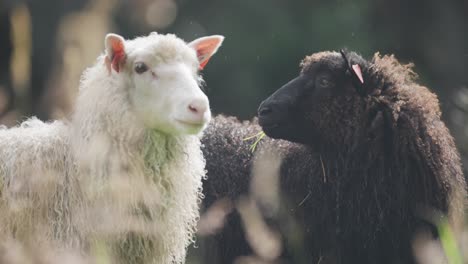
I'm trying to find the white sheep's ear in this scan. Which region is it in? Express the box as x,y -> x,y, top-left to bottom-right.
104,33 -> 126,73
189,35 -> 224,70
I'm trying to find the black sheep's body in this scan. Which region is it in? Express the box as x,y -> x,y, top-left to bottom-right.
200,51 -> 466,264
201,117 -> 421,263
201,116 -> 324,263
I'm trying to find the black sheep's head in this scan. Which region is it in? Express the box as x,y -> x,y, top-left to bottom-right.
258,50 -> 373,147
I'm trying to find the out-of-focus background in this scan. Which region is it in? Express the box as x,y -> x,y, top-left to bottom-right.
0,0 -> 467,262
1,0 -> 468,158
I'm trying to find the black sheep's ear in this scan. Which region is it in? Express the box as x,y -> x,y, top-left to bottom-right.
340,49 -> 365,96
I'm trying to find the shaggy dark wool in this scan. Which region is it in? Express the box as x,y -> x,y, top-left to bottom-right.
201,116 -> 323,263
199,51 -> 466,264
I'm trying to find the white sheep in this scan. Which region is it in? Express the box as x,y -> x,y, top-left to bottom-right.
0,32 -> 224,264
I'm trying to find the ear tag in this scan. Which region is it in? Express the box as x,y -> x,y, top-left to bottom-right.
352,64 -> 364,84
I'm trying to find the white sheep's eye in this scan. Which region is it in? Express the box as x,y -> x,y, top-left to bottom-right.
134,62 -> 149,74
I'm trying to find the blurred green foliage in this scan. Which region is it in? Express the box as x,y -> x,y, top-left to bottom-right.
438,219 -> 463,264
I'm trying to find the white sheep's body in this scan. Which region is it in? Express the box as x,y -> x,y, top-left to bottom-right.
0,32 -> 224,263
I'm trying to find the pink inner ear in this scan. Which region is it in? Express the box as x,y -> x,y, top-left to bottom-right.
195,39 -> 222,70
352,64 -> 364,84
198,58 -> 209,70
110,40 -> 126,73
112,50 -> 125,73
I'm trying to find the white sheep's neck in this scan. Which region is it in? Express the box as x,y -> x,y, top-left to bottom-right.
66,60 -> 204,263
142,130 -> 179,179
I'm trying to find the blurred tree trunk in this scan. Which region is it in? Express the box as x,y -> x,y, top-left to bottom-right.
26,0 -> 88,120
0,6 -> 14,117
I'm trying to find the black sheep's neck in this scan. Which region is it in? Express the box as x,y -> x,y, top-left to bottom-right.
313,113 -> 450,249
313,140 -> 417,259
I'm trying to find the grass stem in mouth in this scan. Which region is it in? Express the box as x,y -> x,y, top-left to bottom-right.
243,131 -> 266,152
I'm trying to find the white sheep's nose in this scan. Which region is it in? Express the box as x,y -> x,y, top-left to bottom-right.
187,98 -> 209,123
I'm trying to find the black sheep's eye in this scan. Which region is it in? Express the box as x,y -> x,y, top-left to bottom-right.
134,62 -> 149,74
317,76 -> 332,88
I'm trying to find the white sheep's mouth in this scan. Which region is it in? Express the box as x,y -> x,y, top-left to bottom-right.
174,119 -> 206,133
175,119 -> 206,127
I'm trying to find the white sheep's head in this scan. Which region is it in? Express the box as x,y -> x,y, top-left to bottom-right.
104,32 -> 224,135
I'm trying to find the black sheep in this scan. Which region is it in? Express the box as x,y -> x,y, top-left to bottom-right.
199,50 -> 466,264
